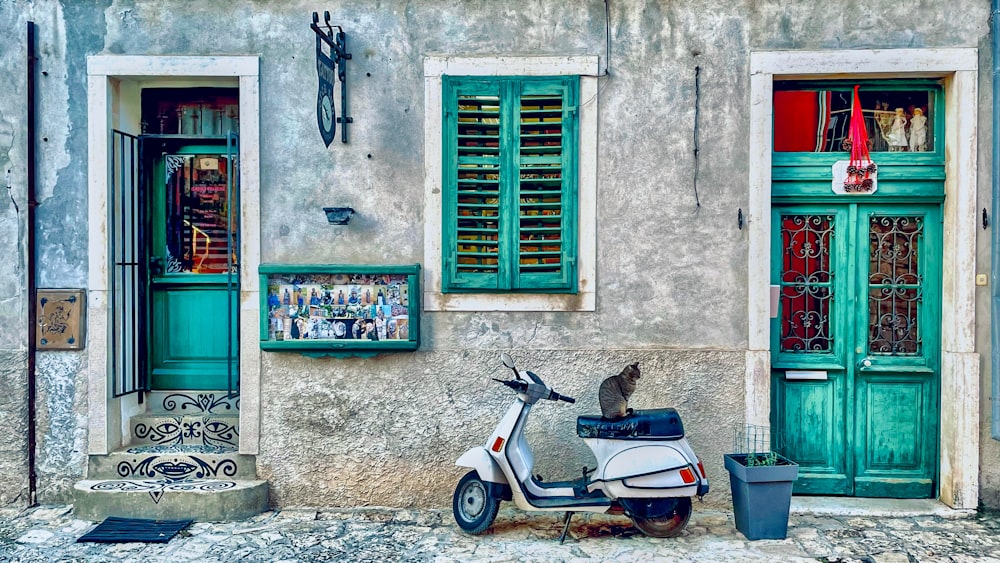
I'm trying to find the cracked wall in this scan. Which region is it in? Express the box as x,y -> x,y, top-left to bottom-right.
0,1 -> 30,507
0,0 -> 96,508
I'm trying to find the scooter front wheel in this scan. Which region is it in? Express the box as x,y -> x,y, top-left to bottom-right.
628,497 -> 693,538
453,470 -> 500,534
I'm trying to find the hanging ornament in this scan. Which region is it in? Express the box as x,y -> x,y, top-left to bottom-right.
836,85 -> 878,194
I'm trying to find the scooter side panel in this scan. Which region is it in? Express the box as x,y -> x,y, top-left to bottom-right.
456,446 -> 507,484
600,444 -> 691,481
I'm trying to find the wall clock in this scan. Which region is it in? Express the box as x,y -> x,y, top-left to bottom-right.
318,91 -> 335,144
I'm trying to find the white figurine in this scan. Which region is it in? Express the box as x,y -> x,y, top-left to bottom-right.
887,107 -> 908,152
909,108 -> 927,152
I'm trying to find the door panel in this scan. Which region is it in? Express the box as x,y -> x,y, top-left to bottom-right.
150,146 -> 238,390
150,281 -> 237,389
772,206 -> 851,494
852,208 -> 938,497
772,204 -> 939,498
855,374 -> 934,497
774,377 -> 849,494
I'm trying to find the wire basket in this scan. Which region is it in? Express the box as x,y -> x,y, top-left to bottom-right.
732,424 -> 785,467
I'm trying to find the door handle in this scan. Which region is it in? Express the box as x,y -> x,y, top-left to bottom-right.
857,358 -> 872,371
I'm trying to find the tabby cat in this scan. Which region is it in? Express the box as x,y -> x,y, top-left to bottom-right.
598,362 -> 641,419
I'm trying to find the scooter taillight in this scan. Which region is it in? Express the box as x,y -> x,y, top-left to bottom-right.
697,460 -> 706,478
680,467 -> 696,484
491,437 -> 505,453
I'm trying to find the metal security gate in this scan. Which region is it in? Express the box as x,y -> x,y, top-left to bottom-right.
109,130 -> 149,398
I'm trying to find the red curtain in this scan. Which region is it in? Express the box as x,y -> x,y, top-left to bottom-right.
774,91 -> 830,152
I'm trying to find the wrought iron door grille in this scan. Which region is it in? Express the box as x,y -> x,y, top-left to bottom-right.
779,214 -> 835,353
868,215 -> 923,355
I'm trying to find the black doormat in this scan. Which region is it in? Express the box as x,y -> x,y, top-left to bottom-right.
77,516 -> 193,543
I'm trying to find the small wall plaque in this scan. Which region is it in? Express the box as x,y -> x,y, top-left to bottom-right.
36,289 -> 85,350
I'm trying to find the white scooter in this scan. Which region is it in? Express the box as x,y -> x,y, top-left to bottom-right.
453,353 -> 709,541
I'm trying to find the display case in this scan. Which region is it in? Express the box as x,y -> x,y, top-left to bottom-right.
259,264 -> 420,356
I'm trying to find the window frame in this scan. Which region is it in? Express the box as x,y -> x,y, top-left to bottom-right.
441,75 -> 579,294
423,55 -> 598,312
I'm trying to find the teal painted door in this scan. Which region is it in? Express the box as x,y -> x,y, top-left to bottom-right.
150,146 -> 238,390
771,203 -> 940,498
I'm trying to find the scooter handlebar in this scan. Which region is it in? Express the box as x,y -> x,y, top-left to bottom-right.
549,390 -> 576,404
492,378 -> 527,393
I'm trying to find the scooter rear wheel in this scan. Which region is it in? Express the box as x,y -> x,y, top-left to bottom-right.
453,470 -> 500,535
629,497 -> 693,538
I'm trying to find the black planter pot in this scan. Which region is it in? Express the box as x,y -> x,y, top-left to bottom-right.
723,453 -> 799,540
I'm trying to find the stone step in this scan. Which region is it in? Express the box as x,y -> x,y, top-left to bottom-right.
74,478 -> 268,522
88,445 -> 258,480
146,390 -> 240,415
129,412 -> 239,447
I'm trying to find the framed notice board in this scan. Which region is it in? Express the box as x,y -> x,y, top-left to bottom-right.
259,264 -> 419,356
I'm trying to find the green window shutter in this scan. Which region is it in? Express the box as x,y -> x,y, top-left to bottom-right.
442,75 -> 578,293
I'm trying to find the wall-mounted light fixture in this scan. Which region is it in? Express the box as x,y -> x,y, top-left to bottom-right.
324,206 -> 355,225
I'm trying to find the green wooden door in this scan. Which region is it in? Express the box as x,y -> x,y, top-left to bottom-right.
149,145 -> 238,390
770,203 -> 940,497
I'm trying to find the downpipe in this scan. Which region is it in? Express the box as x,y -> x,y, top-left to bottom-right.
25,21 -> 38,506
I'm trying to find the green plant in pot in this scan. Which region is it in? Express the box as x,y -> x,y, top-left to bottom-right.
723,424 -> 799,540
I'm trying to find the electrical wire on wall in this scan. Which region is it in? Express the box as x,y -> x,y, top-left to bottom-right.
692,65 -> 702,212
582,0 -> 613,110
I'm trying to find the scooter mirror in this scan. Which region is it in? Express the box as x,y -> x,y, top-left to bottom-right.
500,353 -> 515,369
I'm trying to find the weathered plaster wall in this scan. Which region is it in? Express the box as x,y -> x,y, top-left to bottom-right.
0,1 -> 101,507
257,349 -> 743,508
0,352 -> 29,506
976,31 -> 1000,509
0,0 -> 995,510
34,352 -> 88,503
0,1 -> 33,507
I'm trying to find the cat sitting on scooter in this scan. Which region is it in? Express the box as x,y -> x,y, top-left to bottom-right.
598,362 -> 640,419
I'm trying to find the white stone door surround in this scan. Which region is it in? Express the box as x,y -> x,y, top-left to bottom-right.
746,48 -> 980,509
86,55 -> 262,456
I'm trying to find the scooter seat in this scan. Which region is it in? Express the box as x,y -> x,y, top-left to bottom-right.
576,408 -> 685,440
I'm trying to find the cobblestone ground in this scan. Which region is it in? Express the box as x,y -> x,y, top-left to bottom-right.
1,505 -> 999,562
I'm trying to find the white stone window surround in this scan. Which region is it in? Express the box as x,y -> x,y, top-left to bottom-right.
746,49 -> 980,509
423,55 -> 599,312
86,55 -> 262,455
